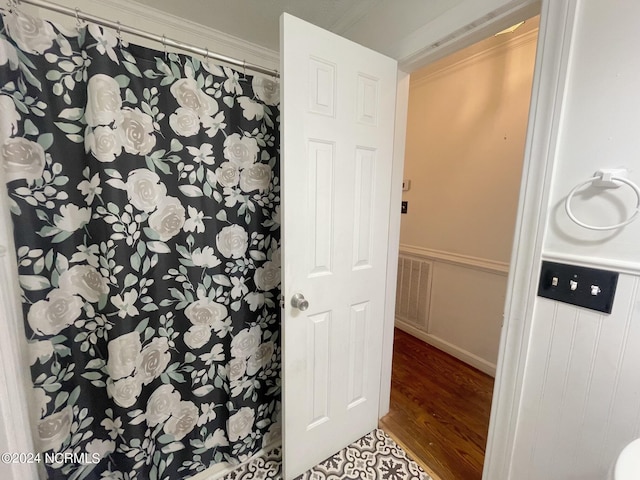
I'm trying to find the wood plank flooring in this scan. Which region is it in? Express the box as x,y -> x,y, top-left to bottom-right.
380,328 -> 494,480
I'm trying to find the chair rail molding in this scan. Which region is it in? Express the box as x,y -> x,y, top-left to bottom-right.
543,251 -> 640,277
399,244 -> 510,275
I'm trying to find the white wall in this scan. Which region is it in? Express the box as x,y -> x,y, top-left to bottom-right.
543,5 -> 640,265
395,23 -> 537,375
507,1 -> 640,478
401,24 -> 537,262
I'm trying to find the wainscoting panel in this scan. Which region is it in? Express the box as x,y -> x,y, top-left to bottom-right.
510,272 -> 640,479
395,255 -> 432,330
395,247 -> 509,376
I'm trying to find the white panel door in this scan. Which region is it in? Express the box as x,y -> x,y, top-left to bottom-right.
280,13 -> 398,479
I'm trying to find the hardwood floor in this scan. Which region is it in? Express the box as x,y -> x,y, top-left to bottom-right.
380,328 -> 494,480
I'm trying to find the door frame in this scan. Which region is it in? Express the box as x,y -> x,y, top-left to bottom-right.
379,0 -> 579,478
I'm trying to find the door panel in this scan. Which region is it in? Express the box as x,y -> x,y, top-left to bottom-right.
280,13 -> 398,479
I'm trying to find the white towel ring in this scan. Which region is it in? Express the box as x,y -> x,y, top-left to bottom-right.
565,172 -> 640,231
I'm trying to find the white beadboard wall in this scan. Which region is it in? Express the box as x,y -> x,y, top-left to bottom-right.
511,273 -> 640,479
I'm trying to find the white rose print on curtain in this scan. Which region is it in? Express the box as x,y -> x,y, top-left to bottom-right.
0,10 -> 280,480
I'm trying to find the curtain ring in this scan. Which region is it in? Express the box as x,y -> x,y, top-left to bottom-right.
205,47 -> 210,66
242,60 -> 246,76
162,35 -> 167,59
74,7 -> 82,32
7,0 -> 20,14
116,21 -> 122,44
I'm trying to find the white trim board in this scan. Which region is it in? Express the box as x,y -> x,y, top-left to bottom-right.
379,70 -> 410,418
396,320 -> 497,377
399,245 -> 510,275
542,251 -> 640,277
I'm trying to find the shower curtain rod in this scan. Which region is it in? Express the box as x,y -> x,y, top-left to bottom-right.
12,0 -> 280,78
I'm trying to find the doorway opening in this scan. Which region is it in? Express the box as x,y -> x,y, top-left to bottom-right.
380,15 -> 540,480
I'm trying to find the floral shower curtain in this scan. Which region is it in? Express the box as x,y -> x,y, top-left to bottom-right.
0,9 -> 280,480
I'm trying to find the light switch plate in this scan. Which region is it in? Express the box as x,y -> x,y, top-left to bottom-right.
537,261 -> 618,314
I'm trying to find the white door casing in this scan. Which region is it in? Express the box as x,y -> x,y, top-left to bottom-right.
280,13 -> 398,480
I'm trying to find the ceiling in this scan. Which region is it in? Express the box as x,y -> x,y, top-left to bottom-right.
131,0 -> 382,52
127,0 -> 540,72
130,0 -> 469,57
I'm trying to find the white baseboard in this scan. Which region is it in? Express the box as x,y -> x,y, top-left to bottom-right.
395,320 -> 496,377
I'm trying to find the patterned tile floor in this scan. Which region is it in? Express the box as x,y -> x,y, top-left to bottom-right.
222,428 -> 432,480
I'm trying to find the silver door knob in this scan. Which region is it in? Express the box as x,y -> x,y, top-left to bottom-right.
291,293 -> 309,311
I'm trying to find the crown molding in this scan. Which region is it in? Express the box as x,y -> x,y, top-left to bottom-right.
102,0 -> 279,64
398,0 -> 540,73
410,27 -> 538,87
